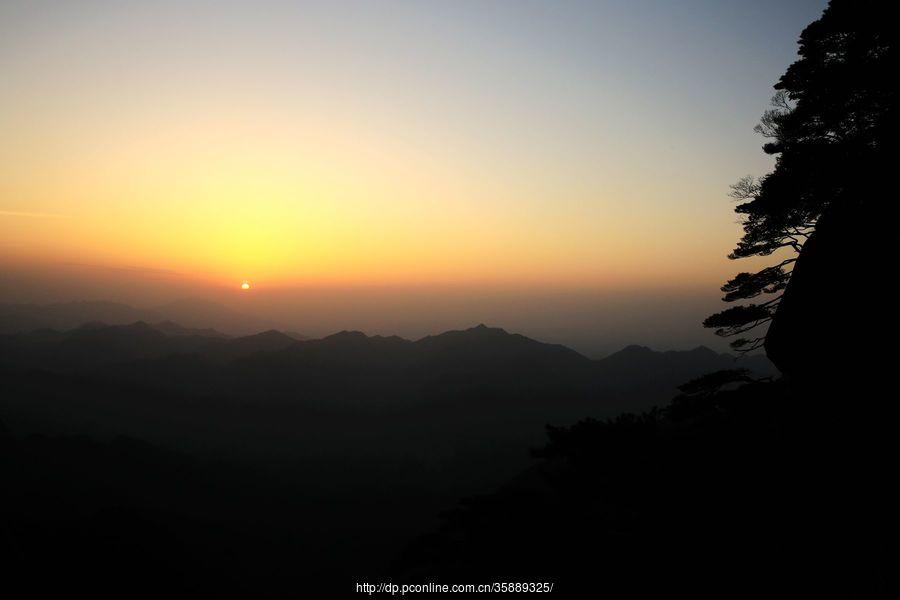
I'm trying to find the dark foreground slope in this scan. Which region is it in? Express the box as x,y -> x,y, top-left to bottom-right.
0,322 -> 778,596
393,376 -> 893,596
3,374 -> 889,597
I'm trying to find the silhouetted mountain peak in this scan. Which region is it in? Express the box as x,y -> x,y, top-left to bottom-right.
685,345 -> 719,358
414,325 -> 588,367
243,329 -> 294,343
616,344 -> 655,355
606,343 -> 726,362
421,324 -> 510,341
323,330 -> 370,342
370,334 -> 407,343
466,323 -> 510,336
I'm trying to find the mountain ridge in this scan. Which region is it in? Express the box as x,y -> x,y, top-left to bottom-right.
0,299 -> 298,338
0,317 -> 773,373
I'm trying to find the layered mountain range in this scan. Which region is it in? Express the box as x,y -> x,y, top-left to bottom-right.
0,304 -> 776,588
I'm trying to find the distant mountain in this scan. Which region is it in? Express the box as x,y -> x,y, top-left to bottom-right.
415,323 -> 588,368
151,298 -> 283,336
153,320 -> 230,338
1,321 -> 775,431
0,301 -> 161,333
206,329 -> 298,362
595,344 -> 776,382
588,343 -> 776,413
0,321 -> 773,394
226,325 -> 592,390
0,298 -> 305,338
283,329 -> 412,366
0,321 -> 206,371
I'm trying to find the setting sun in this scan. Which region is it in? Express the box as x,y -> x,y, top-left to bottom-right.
241,282 -> 251,290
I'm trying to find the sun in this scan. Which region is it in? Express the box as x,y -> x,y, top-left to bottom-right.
241,281 -> 251,290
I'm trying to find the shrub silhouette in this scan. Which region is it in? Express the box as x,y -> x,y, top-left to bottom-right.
393,377 -> 892,595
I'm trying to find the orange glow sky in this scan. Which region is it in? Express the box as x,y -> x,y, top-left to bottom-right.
1,1 -> 825,353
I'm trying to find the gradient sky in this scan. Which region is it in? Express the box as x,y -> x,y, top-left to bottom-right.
1,1 -> 826,352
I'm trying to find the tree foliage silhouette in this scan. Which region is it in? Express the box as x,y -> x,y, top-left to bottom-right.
705,0 -> 896,353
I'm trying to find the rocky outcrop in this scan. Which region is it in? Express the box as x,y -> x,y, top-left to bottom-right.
765,201 -> 890,381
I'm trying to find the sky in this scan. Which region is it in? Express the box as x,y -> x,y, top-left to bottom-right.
1,0 -> 827,354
